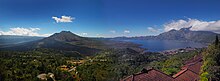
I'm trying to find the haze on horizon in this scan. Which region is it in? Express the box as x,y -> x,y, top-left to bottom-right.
0,0 -> 220,37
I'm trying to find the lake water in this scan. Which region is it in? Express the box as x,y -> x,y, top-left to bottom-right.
121,39 -> 206,52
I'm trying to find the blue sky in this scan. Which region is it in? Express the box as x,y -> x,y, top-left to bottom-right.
0,0 -> 220,37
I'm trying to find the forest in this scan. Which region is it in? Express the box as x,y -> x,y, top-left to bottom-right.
0,47 -> 202,81
1,36 -> 220,81
200,36 -> 220,81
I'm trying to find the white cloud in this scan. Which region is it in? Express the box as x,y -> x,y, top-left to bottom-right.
0,27 -> 51,37
110,30 -> 116,34
40,34 -> 52,37
52,16 -> 74,23
124,30 -> 130,34
96,34 -> 104,37
164,18 -> 220,33
81,33 -> 88,36
96,34 -> 100,36
147,27 -> 161,32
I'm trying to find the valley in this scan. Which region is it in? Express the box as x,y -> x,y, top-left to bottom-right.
1,30 -> 219,81
1,0 -> 220,81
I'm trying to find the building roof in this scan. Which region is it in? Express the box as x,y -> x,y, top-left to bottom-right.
173,69 -> 200,81
121,69 -> 173,81
173,55 -> 202,81
184,54 -> 202,65
181,54 -> 203,74
121,54 -> 203,81
185,60 -> 202,74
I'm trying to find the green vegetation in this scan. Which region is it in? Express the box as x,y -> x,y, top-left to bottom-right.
77,48 -> 166,81
76,48 -> 199,81
200,35 -> 220,81
0,47 -> 202,81
149,51 -> 200,75
0,48 -> 164,81
0,48 -> 82,81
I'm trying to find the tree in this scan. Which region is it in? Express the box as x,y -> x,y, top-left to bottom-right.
215,35 -> 219,48
201,37 -> 220,80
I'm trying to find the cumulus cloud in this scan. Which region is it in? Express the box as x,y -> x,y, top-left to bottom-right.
164,18 -> 220,33
124,30 -> 130,34
52,16 -> 74,23
0,27 -> 51,37
110,30 -> 116,34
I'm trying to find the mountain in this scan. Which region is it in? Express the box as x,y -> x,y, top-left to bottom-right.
0,35 -> 43,46
0,31 -> 144,55
0,31 -> 101,56
156,27 -> 219,43
112,36 -> 156,40
45,31 -> 83,42
112,27 -> 219,43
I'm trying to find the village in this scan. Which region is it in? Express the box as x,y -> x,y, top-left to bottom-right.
160,47 -> 200,55
121,54 -> 203,81
37,60 -> 85,81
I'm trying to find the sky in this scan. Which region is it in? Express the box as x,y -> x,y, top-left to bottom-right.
0,0 -> 220,37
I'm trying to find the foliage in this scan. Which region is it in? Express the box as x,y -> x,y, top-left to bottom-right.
150,51 -> 199,75
0,48 -> 81,81
200,72 -> 209,81
200,36 -> 220,80
76,48 -> 165,81
0,46 -> 203,81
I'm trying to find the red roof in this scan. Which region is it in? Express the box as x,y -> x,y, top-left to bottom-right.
172,69 -> 188,78
121,54 -> 203,81
173,55 -> 203,81
173,69 -> 200,81
121,69 -> 173,81
184,54 -> 202,65
186,61 -> 202,74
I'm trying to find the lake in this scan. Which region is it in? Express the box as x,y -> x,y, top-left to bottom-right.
121,39 -> 206,52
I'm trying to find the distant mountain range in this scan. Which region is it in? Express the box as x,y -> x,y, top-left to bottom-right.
1,28 -> 219,55
0,31 -> 142,56
0,35 -> 43,46
156,27 -> 219,43
113,27 -> 219,43
0,31 -> 103,56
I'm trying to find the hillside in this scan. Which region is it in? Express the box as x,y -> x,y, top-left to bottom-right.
0,31 -> 101,56
0,31 -> 143,56
0,35 -> 43,46
112,27 -> 219,43
156,27 -> 219,43
200,36 -> 220,80
77,48 -> 166,81
45,31 -> 83,42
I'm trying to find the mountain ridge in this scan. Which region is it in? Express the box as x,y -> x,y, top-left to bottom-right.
112,27 -> 219,43
0,35 -> 44,46
156,27 -> 219,43
0,31 -> 101,56
45,31 -> 83,42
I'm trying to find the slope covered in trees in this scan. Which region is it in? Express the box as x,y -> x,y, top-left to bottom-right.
0,48 -> 83,81
200,35 -> 220,81
0,47 -> 202,81
149,50 -> 200,75
76,48 -> 200,81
